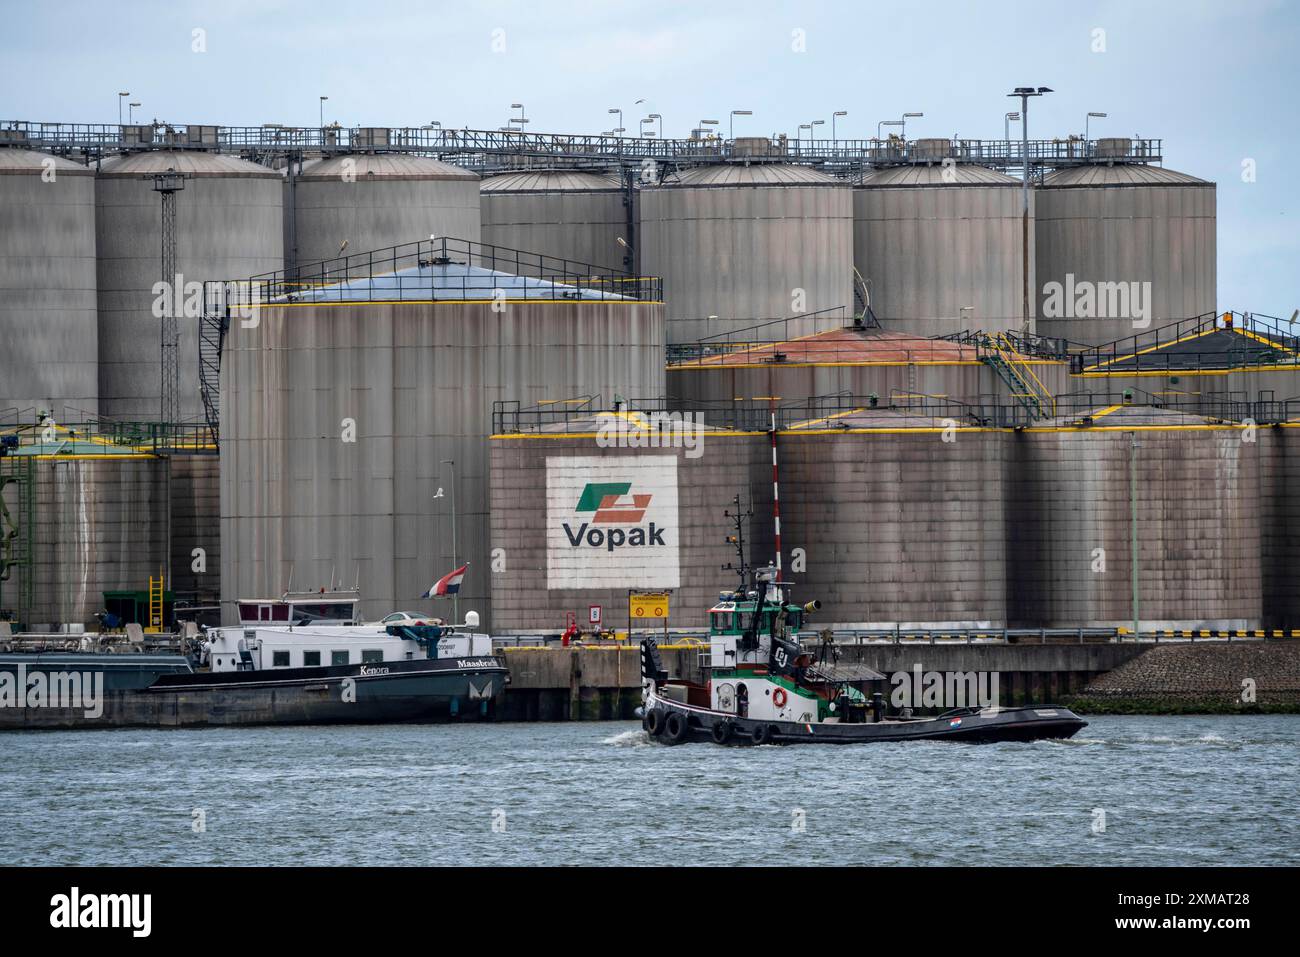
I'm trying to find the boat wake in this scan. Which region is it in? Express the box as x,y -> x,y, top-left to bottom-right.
602,729 -> 652,747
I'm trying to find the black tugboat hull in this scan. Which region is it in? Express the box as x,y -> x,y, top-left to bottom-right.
644,695 -> 1087,746
0,655 -> 508,730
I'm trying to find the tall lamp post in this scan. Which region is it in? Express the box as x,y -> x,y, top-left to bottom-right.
648,113 -> 663,138
319,95 -> 327,129
118,91 -> 131,125
1004,111 -> 1020,141
808,118 -> 825,140
1085,111 -> 1107,150
129,102 -> 140,124
832,110 -> 847,140
730,109 -> 752,140
441,459 -> 459,622
608,107 -> 623,135
1008,86 -> 1052,332
900,111 -> 923,138
877,118 -> 902,141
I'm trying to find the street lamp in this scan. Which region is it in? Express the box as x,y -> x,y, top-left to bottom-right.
118,92 -> 131,125
832,110 -> 847,140
730,109 -> 752,140
129,102 -> 140,124
698,119 -> 719,140
876,118 -> 902,140
799,123 -> 812,140
1085,111 -> 1107,144
1007,86 -> 1053,330
640,118 -> 655,137
901,112 -> 923,139
511,102 -> 526,129
319,95 -> 328,128
1004,111 -> 1020,140
648,113 -> 663,138
608,108 -> 622,136
808,119 -> 825,140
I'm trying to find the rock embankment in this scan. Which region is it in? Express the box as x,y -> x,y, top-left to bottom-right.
1069,641 -> 1300,713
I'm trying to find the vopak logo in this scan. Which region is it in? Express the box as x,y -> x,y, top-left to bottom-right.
564,482 -> 665,550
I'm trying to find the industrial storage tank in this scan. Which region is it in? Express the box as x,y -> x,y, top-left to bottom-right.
219,244 -> 665,627
0,149 -> 98,418
853,159 -> 1031,337
1007,406 -> 1260,629
96,151 -> 283,422
290,153 -> 480,270
1035,158 -> 1216,347
638,162 -> 854,343
480,169 -> 629,273
779,408 -> 1009,626
490,411 -> 772,633
8,450 -> 170,630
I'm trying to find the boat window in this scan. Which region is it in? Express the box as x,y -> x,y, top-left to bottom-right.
361,650 -> 383,663
331,651 -> 350,666
711,612 -> 736,633
295,602 -> 355,622
272,651 -> 290,667
271,604 -> 289,622
303,651 -> 321,667
237,604 -> 257,623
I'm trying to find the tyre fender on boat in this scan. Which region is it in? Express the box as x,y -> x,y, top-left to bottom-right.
772,688 -> 788,709
711,719 -> 733,744
645,707 -> 665,737
751,723 -> 775,746
663,710 -> 689,743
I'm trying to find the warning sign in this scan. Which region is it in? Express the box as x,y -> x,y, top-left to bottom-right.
629,593 -> 671,619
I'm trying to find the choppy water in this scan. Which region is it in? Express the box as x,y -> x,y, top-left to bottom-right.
1,716 -> 1296,866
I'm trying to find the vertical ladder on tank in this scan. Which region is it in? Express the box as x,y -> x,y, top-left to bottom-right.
146,568 -> 165,634
199,282 -> 231,446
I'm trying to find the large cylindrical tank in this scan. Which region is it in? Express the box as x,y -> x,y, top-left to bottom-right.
639,163 -> 854,343
220,297 -> 665,627
291,154 -> 480,269
95,151 -> 283,422
853,162 -> 1031,337
480,169 -> 628,273
1008,409 -> 1260,628
30,457 -> 170,628
1035,161 -> 1216,346
0,149 -> 98,418
489,421 -> 772,632
780,411 -> 1008,626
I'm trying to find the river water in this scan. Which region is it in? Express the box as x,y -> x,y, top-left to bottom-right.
1,715 -> 1296,866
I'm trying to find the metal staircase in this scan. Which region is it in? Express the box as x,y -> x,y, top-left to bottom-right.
199,282 -> 232,445
981,333 -> 1055,419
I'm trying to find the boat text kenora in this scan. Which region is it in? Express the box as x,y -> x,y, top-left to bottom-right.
638,567 -> 1086,746
0,590 -> 508,729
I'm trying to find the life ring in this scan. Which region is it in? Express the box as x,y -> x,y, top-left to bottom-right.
711,720 -> 733,744
772,688 -> 788,709
751,723 -> 774,746
663,710 -> 689,743
645,708 -> 665,736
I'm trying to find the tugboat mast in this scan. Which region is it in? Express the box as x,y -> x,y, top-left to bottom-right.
722,493 -> 753,592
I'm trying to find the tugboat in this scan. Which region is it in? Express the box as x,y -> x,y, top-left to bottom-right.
0,590 -> 508,729
639,512 -> 1087,746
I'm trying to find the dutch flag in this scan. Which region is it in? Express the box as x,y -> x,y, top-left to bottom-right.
422,563 -> 469,599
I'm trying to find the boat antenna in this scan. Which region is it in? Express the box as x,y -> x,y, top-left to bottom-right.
722,493 -> 753,591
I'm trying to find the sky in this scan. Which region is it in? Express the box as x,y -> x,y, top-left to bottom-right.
2,0 -> 1296,316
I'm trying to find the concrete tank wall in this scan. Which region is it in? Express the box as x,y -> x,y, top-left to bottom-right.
291,155 -> 480,270
220,300 -> 665,626
169,455 -> 220,603
1035,163 -> 1216,347
490,432 -> 772,632
0,150 -> 98,418
639,164 -> 854,343
480,170 -> 628,273
29,457 -> 170,628
779,428 -> 1008,627
853,164 -> 1032,337
1006,424 -> 1261,628
96,151 -> 283,422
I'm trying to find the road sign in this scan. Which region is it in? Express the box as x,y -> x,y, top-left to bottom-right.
589,605 -> 602,625
629,592 -> 670,619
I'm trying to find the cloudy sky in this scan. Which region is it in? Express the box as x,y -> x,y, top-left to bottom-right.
3,0 -> 1296,316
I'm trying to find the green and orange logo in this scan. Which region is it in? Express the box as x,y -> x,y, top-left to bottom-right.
564,482 -> 665,551
575,482 -> 652,524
